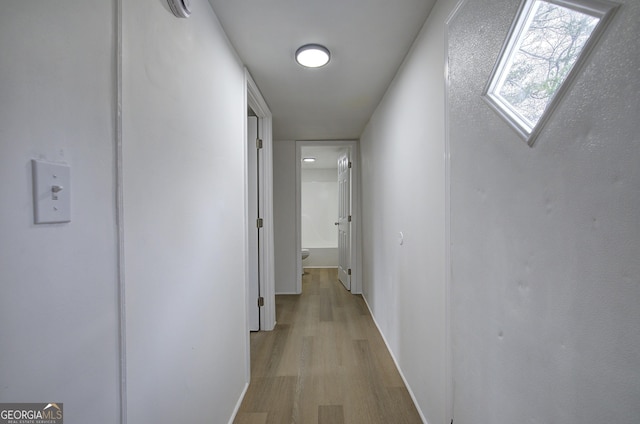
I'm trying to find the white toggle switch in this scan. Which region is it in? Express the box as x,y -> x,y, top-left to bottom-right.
52,185 -> 63,200
32,159 -> 71,224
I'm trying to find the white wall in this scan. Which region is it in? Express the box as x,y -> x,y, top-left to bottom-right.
273,140 -> 299,293
302,168 -> 338,249
302,248 -> 339,268
122,0 -> 248,422
359,1 -> 457,422
302,168 -> 339,268
0,1 -> 120,422
448,1 -> 640,423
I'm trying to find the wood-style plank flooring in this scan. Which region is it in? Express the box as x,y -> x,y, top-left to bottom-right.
234,268 -> 423,424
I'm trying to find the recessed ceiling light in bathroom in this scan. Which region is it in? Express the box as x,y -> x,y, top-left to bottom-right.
296,44 -> 331,68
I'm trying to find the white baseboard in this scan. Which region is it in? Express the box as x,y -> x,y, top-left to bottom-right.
361,295 -> 429,424
228,382 -> 249,424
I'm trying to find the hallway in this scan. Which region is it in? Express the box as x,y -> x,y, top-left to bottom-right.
234,268 -> 422,424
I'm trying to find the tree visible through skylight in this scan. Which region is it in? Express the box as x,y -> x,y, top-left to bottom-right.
497,1 -> 599,125
484,0 -> 618,145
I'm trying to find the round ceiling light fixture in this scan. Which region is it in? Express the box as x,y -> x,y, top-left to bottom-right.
295,44 -> 331,68
167,0 -> 191,18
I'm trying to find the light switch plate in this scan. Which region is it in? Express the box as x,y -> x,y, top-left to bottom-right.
32,159 -> 71,224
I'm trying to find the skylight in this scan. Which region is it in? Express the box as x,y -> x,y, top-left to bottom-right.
483,0 -> 619,145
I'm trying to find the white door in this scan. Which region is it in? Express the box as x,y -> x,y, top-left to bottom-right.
337,152 -> 351,290
247,116 -> 260,330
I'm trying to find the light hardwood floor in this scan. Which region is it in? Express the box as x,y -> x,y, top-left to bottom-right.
234,268 -> 423,424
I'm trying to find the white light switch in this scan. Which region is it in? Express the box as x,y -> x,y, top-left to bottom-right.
32,159 -> 71,224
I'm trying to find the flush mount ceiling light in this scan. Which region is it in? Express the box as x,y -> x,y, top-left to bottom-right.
295,44 -> 331,68
302,157 -> 317,162
167,0 -> 191,18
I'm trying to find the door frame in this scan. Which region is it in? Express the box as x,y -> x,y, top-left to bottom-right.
244,68 -> 275,345
295,140 -> 362,294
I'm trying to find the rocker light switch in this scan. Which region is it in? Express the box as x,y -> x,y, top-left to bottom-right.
32,159 -> 71,224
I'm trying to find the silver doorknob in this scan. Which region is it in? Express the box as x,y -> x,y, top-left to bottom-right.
334,222 -> 339,226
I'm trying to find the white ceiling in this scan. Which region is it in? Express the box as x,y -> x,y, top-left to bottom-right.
208,0 -> 437,141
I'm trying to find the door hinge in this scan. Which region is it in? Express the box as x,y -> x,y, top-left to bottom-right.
256,218 -> 263,228
348,215 -> 352,222
256,138 -> 263,149
348,161 -> 352,169
258,297 -> 264,307
348,268 -> 352,276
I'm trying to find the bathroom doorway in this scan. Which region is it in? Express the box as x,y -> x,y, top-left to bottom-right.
295,140 -> 361,294
300,146 -> 342,272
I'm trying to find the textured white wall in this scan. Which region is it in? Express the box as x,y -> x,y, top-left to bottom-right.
122,0 -> 248,421
273,140 -> 299,293
359,1 -> 458,422
448,1 -> 640,423
0,1 -> 120,422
